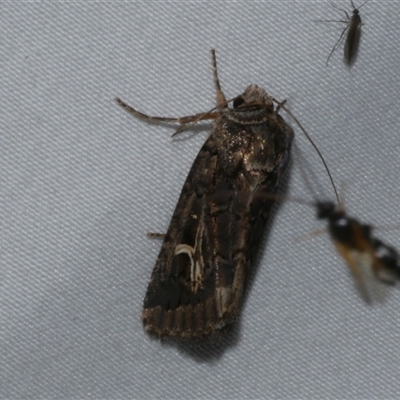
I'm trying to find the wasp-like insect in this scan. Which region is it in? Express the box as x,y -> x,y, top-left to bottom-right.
315,200 -> 400,303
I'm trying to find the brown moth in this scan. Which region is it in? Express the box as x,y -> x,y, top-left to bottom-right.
116,50 -> 336,340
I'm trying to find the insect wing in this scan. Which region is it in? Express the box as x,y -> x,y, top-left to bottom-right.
331,236 -> 372,303
329,217 -> 399,303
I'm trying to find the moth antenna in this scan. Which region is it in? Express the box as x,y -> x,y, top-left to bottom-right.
147,232 -> 166,239
273,99 -> 340,205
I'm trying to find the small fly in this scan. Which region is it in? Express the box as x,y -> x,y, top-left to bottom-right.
318,0 -> 369,66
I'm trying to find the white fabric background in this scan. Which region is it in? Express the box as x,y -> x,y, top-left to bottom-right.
1,1 -> 400,399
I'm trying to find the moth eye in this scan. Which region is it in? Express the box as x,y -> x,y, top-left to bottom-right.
233,96 -> 244,108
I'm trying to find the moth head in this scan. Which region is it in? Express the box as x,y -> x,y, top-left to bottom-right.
233,84 -> 274,111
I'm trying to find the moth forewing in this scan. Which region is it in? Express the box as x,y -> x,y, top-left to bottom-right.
141,85 -> 294,339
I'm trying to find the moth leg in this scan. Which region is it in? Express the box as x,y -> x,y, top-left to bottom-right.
117,51 -> 228,136
147,232 -> 166,239
167,49 -> 228,135
116,97 -> 217,125
211,49 -> 228,109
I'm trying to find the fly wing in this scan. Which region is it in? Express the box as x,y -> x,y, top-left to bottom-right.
142,114 -> 293,339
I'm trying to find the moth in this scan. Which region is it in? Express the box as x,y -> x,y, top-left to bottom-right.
319,0 -> 369,66
314,200 -> 400,303
116,50 -> 296,339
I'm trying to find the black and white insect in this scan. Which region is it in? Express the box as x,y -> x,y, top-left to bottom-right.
314,199 -> 400,303
262,181 -> 400,304
318,0 -> 369,66
116,50 -> 336,340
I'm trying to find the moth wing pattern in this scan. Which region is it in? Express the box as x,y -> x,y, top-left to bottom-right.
142,94 -> 294,339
